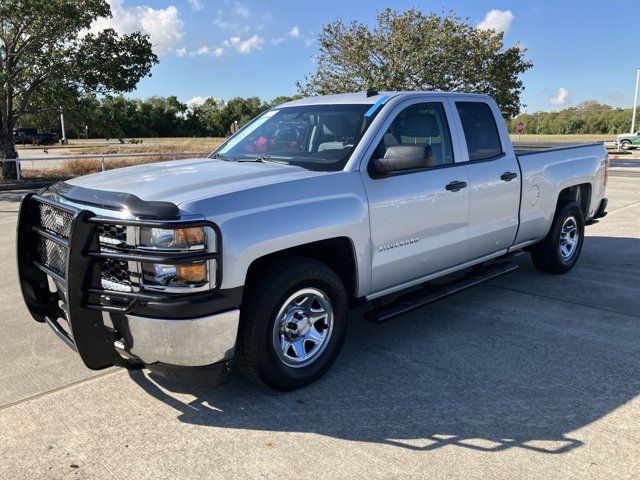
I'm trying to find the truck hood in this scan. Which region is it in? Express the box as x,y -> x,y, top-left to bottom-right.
65,157 -> 328,206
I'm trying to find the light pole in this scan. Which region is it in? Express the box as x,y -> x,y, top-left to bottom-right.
59,107 -> 68,145
632,67 -> 640,134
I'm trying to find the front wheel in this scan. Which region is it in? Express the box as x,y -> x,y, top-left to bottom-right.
531,201 -> 585,274
620,140 -> 632,150
237,257 -> 348,390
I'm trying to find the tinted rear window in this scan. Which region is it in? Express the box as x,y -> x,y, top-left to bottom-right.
455,102 -> 503,161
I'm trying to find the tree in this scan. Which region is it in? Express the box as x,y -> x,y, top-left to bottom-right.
510,102 -> 634,135
196,97 -> 269,137
0,0 -> 157,179
16,94 -> 317,139
298,8 -> 532,118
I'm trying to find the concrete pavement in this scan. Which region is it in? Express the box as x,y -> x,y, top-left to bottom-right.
1,176 -> 639,479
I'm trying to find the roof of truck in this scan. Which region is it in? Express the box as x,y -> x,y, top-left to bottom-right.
279,91 -> 491,107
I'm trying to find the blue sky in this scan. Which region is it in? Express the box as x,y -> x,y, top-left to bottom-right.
98,0 -> 639,113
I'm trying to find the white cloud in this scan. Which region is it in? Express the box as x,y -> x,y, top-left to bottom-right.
213,10 -> 250,33
234,2 -> 250,18
550,87 -> 570,105
90,0 -> 184,54
175,47 -> 188,57
224,35 -> 263,54
186,96 -> 209,108
271,26 -> 302,45
188,0 -> 203,11
477,9 -> 514,34
185,96 -> 224,109
188,45 -> 226,57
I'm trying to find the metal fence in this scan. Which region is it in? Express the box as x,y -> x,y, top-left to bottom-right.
0,151 -> 211,181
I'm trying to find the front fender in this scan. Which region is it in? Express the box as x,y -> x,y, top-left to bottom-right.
180,171 -> 372,297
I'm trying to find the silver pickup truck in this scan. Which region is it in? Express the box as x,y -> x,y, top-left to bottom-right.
17,91 -> 609,390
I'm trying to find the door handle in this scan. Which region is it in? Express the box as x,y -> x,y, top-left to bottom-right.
445,180 -> 468,191
500,171 -> 518,182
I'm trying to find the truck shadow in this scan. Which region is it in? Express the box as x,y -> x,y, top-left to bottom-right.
129,235 -> 640,454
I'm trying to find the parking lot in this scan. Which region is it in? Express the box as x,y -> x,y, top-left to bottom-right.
1,173 -> 639,479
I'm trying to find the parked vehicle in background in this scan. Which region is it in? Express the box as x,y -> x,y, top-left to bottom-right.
617,131 -> 640,150
13,127 -> 58,146
17,91 -> 609,390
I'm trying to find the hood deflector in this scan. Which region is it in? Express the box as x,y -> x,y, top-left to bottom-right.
48,182 -> 180,219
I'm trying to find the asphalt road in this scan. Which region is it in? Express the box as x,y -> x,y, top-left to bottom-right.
1,176 -> 639,479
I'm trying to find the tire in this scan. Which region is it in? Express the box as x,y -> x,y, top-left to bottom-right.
530,201 -> 584,274
620,140 -> 632,150
237,256 -> 348,390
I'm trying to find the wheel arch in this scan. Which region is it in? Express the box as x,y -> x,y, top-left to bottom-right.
556,183 -> 591,219
244,237 -> 360,306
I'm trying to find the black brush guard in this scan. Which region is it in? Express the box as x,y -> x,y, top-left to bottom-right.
17,193 -> 221,370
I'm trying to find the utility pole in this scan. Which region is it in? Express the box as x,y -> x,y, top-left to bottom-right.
632,67 -> 640,134
59,107 -> 68,145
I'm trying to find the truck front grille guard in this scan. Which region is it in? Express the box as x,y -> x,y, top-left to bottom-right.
17,193 -> 222,369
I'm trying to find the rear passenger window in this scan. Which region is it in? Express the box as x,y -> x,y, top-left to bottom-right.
374,102 -> 454,167
456,102 -> 503,161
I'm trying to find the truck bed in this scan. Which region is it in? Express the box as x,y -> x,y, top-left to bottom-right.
514,142 -> 605,156
512,142 -> 607,247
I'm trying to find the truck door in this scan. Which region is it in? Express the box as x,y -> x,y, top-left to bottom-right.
361,98 -> 471,294
452,100 -> 520,258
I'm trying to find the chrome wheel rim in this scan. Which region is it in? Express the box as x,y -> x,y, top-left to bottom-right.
272,287 -> 334,368
559,216 -> 579,261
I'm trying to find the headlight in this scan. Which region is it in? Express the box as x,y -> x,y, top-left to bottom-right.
140,227 -> 206,250
139,226 -> 212,290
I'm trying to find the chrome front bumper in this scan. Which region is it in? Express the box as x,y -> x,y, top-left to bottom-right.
112,308 -> 240,367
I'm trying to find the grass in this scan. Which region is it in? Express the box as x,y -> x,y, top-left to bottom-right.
17,137 -> 225,154
74,137 -> 225,155
19,152 -> 206,182
13,137 -> 225,182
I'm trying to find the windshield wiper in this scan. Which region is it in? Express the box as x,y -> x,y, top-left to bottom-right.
237,155 -> 289,165
211,153 -> 235,161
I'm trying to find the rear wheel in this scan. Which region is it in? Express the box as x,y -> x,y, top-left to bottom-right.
531,201 -> 584,274
237,257 -> 348,390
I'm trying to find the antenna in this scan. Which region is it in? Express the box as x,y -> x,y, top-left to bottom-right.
366,88 -> 378,97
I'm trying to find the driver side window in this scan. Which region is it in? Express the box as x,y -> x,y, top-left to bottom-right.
374,102 -> 455,167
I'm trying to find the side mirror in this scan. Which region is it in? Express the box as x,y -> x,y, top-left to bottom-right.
373,145 -> 434,174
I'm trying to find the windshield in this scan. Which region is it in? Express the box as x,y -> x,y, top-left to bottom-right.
212,104 -> 377,171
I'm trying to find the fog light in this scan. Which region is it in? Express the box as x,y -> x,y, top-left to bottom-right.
142,262 -> 208,287
176,263 -> 207,283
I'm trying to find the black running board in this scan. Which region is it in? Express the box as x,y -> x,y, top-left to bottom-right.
364,261 -> 518,323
